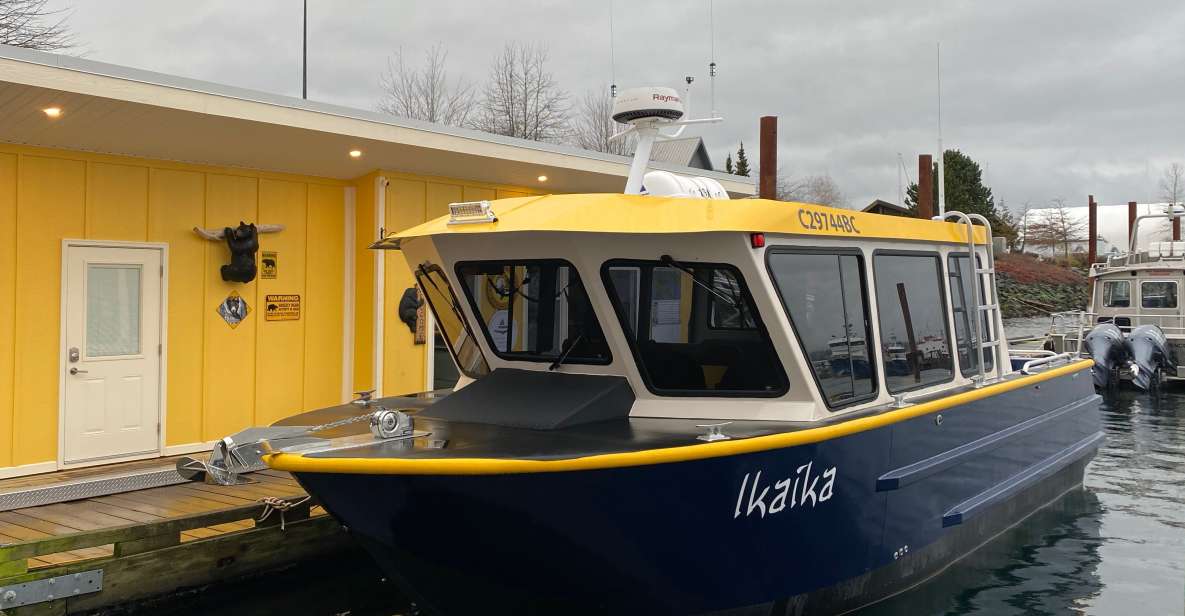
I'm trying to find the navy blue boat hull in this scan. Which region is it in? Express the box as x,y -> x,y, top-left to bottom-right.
293,368 -> 1101,615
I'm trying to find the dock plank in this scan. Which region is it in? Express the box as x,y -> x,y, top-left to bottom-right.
99,491 -> 237,517
0,510 -> 88,535
183,481 -> 304,500
83,501 -> 165,524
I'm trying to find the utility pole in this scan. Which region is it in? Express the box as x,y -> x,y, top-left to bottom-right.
302,0 -> 308,99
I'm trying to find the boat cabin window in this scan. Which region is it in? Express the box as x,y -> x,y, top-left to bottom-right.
415,264 -> 490,379
1102,280 -> 1131,308
873,252 -> 954,393
456,260 -> 611,365
1141,280 -> 1178,309
767,249 -> 876,408
602,259 -> 787,396
948,254 -> 995,376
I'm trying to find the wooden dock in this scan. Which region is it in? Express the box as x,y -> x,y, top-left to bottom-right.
0,460 -> 348,615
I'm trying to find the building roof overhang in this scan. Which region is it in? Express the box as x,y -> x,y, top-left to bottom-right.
0,44 -> 754,195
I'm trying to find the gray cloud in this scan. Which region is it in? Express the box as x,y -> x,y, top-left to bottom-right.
46,0 -> 1185,210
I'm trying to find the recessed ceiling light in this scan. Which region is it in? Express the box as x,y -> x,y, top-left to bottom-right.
43,107 -> 62,118
537,175 -> 548,182
348,149 -> 362,158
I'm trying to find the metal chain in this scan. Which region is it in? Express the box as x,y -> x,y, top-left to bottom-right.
307,409 -> 378,434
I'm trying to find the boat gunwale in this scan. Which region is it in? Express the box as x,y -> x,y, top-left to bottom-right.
265,359 -> 1093,476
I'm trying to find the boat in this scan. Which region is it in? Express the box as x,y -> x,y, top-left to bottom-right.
1044,209 -> 1183,390
185,87 -> 1103,614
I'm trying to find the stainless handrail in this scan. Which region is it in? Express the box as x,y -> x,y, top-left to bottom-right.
1021,352 -> 1074,374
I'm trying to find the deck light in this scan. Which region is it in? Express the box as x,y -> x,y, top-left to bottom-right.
537,175 -> 548,182
43,107 -> 62,118
750,233 -> 765,249
349,149 -> 362,158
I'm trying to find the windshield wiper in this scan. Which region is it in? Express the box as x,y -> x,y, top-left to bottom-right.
659,255 -> 740,308
548,333 -> 585,371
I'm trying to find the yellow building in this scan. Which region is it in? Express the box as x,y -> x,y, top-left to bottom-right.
0,44 -> 753,478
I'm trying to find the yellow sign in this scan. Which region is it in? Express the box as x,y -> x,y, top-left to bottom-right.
264,294 -> 300,321
261,251 -> 278,279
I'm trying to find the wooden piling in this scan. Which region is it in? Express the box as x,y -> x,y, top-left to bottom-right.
759,116 -> 778,200
918,155 -> 934,219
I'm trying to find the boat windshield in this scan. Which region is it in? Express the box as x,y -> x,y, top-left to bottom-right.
456,260 -> 612,365
415,264 -> 490,379
602,259 -> 787,396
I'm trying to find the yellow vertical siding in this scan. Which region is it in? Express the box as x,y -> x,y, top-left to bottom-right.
147,168 -> 206,447
303,184 -> 345,409
383,179 -> 428,395
202,174 -> 259,441
0,140 -> 549,475
13,156 -> 86,465
86,162 -> 148,241
254,179 -> 308,426
352,173 -> 376,393
0,154 -> 16,467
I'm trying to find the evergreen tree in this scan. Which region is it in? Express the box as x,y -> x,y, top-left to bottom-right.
905,149 -> 1015,240
724,153 -> 734,174
734,141 -> 751,176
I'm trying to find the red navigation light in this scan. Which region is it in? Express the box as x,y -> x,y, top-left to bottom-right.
750,233 -> 766,248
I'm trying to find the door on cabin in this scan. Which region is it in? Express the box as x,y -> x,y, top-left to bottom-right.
61,244 -> 163,464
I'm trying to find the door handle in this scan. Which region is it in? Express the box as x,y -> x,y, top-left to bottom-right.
69,367 -> 88,375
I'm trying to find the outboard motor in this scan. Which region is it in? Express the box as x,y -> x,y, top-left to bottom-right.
1127,324 -> 1175,392
1083,323 -> 1130,390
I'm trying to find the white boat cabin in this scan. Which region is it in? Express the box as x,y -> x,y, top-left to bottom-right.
382,194 -> 1009,422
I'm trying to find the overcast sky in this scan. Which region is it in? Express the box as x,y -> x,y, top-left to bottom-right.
44,0 -> 1185,210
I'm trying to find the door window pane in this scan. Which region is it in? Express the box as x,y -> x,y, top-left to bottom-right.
1141,281 -> 1177,309
948,255 -> 995,376
86,265 -> 141,357
457,260 -> 611,365
603,260 -> 786,396
874,253 -> 953,392
416,264 -> 490,379
768,251 -> 875,407
1102,281 -> 1130,308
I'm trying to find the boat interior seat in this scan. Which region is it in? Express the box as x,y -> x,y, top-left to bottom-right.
640,342 -> 706,390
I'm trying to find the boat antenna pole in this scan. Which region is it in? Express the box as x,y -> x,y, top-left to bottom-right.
608,0 -> 617,98
936,42 -> 946,217
708,0 -> 717,117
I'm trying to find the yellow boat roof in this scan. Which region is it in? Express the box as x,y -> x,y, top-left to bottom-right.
374,194 -> 987,248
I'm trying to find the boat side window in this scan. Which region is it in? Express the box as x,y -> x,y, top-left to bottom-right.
767,250 -> 876,408
1102,280 -> 1130,308
415,264 -> 490,379
948,254 -> 995,376
602,259 -> 787,396
1141,280 -> 1178,309
873,252 -> 954,393
456,260 -> 611,365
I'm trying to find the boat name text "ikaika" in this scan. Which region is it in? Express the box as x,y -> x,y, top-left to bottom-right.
797,208 -> 860,234
734,463 -> 837,519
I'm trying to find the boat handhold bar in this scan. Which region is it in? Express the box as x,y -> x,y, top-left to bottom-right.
1020,352 -> 1074,375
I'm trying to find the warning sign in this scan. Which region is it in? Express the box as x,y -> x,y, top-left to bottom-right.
260,251 -> 278,279
264,294 -> 300,321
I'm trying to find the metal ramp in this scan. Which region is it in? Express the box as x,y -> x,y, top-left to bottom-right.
944,211 -> 1002,386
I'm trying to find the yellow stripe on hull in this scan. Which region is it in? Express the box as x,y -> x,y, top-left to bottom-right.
266,359 -> 1093,477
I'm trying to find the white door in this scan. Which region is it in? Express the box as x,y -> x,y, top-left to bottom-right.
62,245 -> 163,464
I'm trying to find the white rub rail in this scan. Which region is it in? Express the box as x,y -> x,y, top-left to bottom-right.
1020,352 -> 1075,375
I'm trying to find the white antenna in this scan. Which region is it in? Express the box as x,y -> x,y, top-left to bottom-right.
708,0 -> 717,117
897,152 -> 904,205
608,0 -> 617,97
936,42 -> 946,217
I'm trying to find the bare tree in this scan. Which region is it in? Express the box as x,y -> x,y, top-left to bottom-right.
472,42 -> 570,142
1161,162 -> 1185,208
377,43 -> 475,127
569,88 -> 632,155
777,172 -> 847,208
1027,198 -> 1087,259
0,0 -> 73,50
